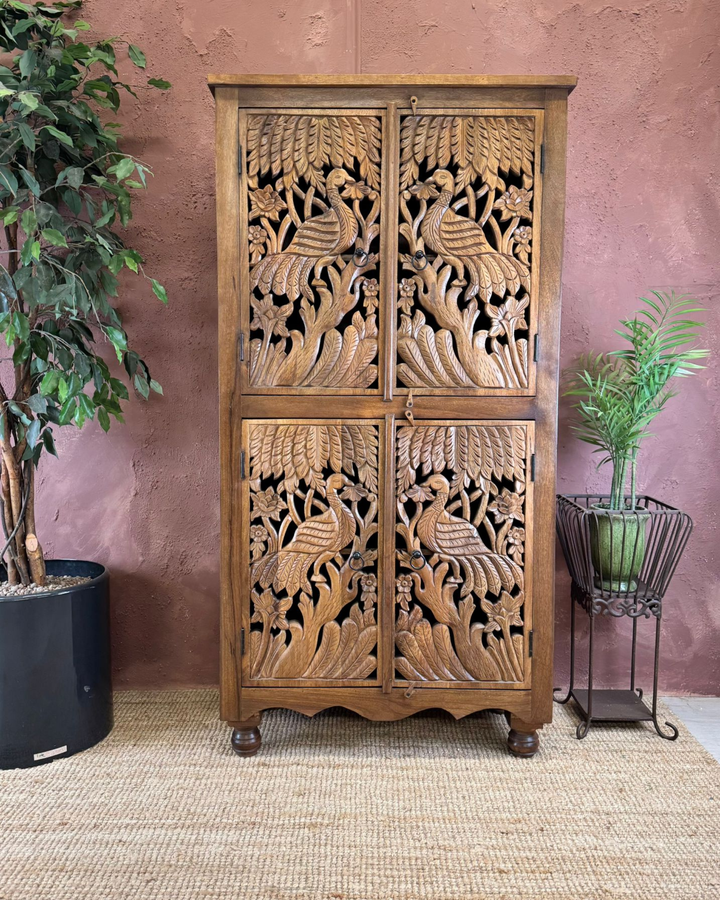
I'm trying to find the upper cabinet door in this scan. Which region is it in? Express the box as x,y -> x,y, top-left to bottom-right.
395,110 -> 543,395
241,109 -> 384,394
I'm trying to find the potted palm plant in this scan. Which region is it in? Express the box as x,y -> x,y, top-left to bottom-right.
0,0 -> 169,768
563,291 -> 707,590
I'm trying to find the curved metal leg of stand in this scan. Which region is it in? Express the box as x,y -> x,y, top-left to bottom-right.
576,613 -> 594,740
554,588 -> 576,705
651,615 -> 679,741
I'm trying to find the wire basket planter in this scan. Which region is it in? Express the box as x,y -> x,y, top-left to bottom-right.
554,494 -> 693,739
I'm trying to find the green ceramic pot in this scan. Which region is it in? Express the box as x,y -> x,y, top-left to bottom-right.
589,504 -> 650,592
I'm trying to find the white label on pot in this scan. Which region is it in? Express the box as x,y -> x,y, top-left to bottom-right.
33,745 -> 67,761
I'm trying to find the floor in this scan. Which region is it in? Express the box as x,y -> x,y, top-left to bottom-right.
663,696 -> 720,762
2,690 -> 719,900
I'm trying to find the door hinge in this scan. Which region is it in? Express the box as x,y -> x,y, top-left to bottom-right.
528,630 -> 534,658
533,333 -> 539,362
240,628 -> 245,655
540,143 -> 545,174
238,332 -> 245,361
530,453 -> 536,482
240,450 -> 246,479
238,142 -> 243,174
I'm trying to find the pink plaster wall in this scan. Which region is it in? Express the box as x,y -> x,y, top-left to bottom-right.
37,0 -> 719,693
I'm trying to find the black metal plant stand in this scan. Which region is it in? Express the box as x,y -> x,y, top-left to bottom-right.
554,494 -> 693,740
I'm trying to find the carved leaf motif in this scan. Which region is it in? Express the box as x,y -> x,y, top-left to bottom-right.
396,424 -> 526,495
400,115 -> 534,191
248,114 -> 381,193
251,423 -> 379,494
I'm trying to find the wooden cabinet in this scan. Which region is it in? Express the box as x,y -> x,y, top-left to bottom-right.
211,75 -> 576,757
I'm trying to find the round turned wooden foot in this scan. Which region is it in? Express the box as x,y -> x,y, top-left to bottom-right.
231,724 -> 261,757
507,727 -> 539,757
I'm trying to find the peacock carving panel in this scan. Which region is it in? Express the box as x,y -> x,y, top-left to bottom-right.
245,112 -> 382,391
246,420 -> 380,682
395,422 -> 531,684
396,114 -> 539,392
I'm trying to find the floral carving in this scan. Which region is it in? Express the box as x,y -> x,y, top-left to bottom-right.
247,422 -> 379,682
395,423 -> 529,684
397,114 -> 537,390
249,185 -> 286,221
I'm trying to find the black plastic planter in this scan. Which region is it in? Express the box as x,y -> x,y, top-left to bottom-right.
0,560 -> 112,769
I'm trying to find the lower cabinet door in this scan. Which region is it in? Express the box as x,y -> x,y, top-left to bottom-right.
243,419 -> 382,685
393,420 -> 533,688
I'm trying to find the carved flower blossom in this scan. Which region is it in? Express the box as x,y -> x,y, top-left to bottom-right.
408,180 -> 440,201
481,591 -> 523,633
249,185 -> 287,221
485,295 -> 529,338
363,278 -> 379,313
507,527 -> 525,564
396,574 -> 413,611
250,297 -> 293,338
397,278 -> 416,315
360,573 -> 377,611
341,483 -> 369,502
341,179 -> 371,200
252,488 -> 287,521
248,225 -> 267,263
251,589 -> 292,631
494,186 -> 532,221
406,482 -> 433,503
488,488 -> 524,524
514,225 -> 532,247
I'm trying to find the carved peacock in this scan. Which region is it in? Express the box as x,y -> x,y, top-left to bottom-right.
253,474 -> 357,598
250,168 -> 358,302
421,169 -> 530,302
416,475 -> 521,597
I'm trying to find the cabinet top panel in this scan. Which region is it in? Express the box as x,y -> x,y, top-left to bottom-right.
208,74 -> 577,94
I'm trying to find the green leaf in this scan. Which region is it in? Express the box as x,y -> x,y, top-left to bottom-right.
21,208 -> 37,235
0,167 -> 18,196
42,428 -> 57,456
18,49 -> 37,79
26,418 -> 41,449
41,228 -> 68,247
128,44 -> 146,68
58,376 -> 69,403
97,406 -> 111,432
149,379 -> 163,395
40,370 -> 60,395
16,90 -> 39,110
20,167 -> 40,197
0,207 -> 19,224
41,125 -> 74,148
17,121 -> 36,151
112,156 -> 135,180
124,254 -> 138,273
150,279 -> 168,304
134,373 -> 150,399
27,393 -> 48,414
148,78 -> 171,90
63,166 -> 85,189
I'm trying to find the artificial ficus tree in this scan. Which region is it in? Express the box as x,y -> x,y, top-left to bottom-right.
0,0 -> 170,586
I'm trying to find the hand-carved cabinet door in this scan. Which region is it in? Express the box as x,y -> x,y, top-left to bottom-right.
394,421 -> 533,687
243,420 -> 382,685
396,111 -> 543,395
241,110 -> 383,394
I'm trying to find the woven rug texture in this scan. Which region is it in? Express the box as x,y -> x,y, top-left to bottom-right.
1,689 -> 719,900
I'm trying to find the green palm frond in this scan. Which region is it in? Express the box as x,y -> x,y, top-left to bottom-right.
564,291 -> 708,508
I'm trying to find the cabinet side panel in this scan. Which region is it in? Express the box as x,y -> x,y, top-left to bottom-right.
531,89 -> 570,724
216,87 -> 242,722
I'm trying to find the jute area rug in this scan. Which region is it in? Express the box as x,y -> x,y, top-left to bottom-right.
1,690 -> 718,900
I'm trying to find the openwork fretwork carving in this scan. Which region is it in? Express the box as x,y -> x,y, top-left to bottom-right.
395,423 -> 529,683
397,115 -> 536,390
247,422 -> 379,680
246,114 -> 382,390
